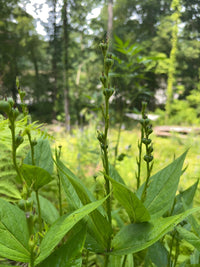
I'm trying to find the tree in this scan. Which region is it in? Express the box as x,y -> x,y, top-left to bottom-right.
165,0 -> 181,121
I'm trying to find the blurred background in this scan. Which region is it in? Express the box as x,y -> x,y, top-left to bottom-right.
1,0 -> 200,127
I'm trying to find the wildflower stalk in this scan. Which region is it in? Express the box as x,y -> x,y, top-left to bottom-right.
136,123 -> 144,190
140,102 -> 154,202
98,41 -> 114,265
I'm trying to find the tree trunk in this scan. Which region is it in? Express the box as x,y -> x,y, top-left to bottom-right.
107,0 -> 113,42
165,0 -> 181,122
62,0 -> 70,132
52,0 -> 58,120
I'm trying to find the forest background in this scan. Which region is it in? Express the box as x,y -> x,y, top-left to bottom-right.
1,0 -> 200,128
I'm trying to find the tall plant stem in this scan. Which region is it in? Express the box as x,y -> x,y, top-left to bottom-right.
103,98 -> 112,227
141,142 -> 151,202
27,132 -> 35,165
36,190 -> 42,233
10,120 -> 23,183
136,127 -> 144,190
103,89 -> 112,267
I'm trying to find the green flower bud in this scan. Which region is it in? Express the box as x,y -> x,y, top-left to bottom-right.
99,42 -> 108,57
0,100 -> 11,114
97,130 -> 105,143
105,58 -> 114,70
15,134 -> 24,148
100,73 -> 107,87
13,108 -> 20,120
103,88 -> 114,99
148,146 -> 154,153
144,155 -> 153,162
144,118 -> 150,125
147,128 -> 153,135
142,138 -> 151,145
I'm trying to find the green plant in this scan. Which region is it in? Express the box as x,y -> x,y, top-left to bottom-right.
0,42 -> 200,267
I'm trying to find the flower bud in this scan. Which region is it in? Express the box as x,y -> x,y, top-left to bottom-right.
0,100 -> 11,114
103,88 -> 114,99
100,73 -> 107,88
15,134 -> 24,148
144,155 -> 153,162
105,58 -> 114,70
142,138 -> 151,145
13,108 -> 20,120
99,42 -> 108,57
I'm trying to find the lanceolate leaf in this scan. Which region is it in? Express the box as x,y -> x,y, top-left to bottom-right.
37,223 -> 86,267
143,151 -> 187,219
56,159 -> 82,211
107,175 -> 150,223
109,163 -> 125,185
24,138 -> 53,174
57,159 -> 112,251
21,164 -> 52,191
173,180 -> 199,215
0,199 -> 30,262
35,196 -> 108,264
110,207 -> 200,256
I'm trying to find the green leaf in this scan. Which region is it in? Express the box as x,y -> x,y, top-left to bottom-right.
145,241 -> 168,267
111,207 -> 200,256
177,226 -> 200,251
0,199 -> 30,262
56,159 -> 82,211
24,138 -> 53,174
143,151 -> 187,219
173,180 -> 199,215
109,163 -> 125,184
37,223 -> 86,267
107,176 -> 150,223
32,193 -> 59,225
57,159 -> 112,252
35,196 -> 108,264
21,164 -> 52,191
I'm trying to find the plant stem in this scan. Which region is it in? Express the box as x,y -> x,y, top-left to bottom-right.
10,120 -> 23,183
36,190 -> 42,233
27,132 -> 35,165
103,98 -> 112,264
136,127 -> 144,190
103,98 -> 112,223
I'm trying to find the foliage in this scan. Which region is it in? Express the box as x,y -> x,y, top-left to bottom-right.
0,42 -> 200,267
